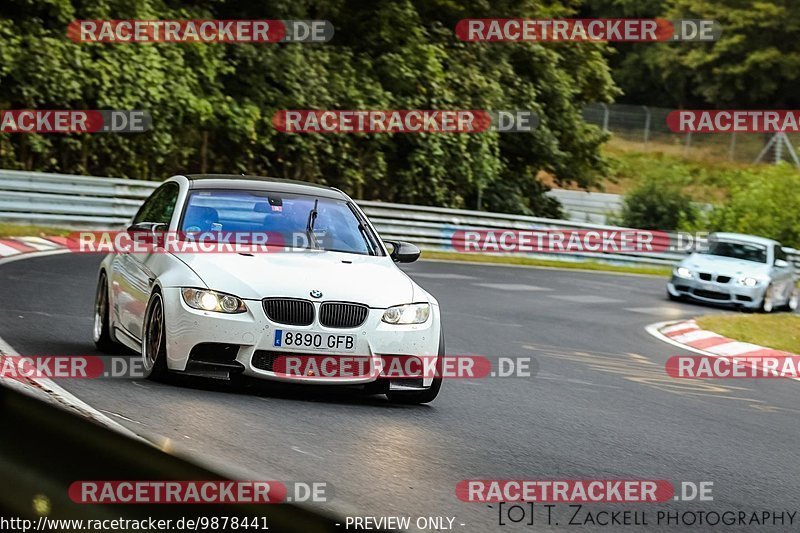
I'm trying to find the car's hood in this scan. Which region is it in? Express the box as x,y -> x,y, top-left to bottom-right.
681,253 -> 771,277
175,250 -> 418,308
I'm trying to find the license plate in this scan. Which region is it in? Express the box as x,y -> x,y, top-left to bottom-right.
273,330 -> 356,352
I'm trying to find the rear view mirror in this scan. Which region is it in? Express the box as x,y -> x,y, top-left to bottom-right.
775,259 -> 789,268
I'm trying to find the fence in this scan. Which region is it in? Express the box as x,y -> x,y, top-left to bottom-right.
546,189 -> 622,224
583,103 -> 800,166
1,169 -> 797,269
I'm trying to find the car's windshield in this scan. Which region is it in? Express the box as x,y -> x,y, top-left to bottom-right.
181,189 -> 380,255
704,240 -> 767,264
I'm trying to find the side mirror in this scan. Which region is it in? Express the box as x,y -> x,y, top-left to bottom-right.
127,222 -> 166,234
126,222 -> 167,250
385,240 -> 420,263
775,259 -> 789,269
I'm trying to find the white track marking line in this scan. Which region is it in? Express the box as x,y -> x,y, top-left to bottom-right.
474,282 -> 552,291
409,272 -> 476,280
13,236 -> 59,250
0,247 -> 70,266
0,334 -> 142,438
624,306 -> 688,316
418,257 -> 662,278
548,294 -> 623,304
0,247 -> 145,438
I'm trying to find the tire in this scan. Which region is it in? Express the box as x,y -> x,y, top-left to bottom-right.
93,272 -> 120,352
141,291 -> 169,380
386,332 -> 444,405
760,284 -> 776,313
667,290 -> 683,302
781,286 -> 799,312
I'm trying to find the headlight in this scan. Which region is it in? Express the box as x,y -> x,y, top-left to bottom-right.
181,288 -> 247,314
382,303 -> 430,324
675,267 -> 693,279
737,277 -> 759,287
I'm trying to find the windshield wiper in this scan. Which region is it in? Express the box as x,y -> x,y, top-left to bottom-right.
305,199 -> 320,249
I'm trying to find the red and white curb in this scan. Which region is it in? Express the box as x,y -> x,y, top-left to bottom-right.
650,319 -> 796,358
647,319 -> 800,382
0,236 -> 67,257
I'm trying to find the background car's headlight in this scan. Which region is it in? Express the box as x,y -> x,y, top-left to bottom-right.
737,277 -> 759,287
675,267 -> 693,279
181,288 -> 247,313
382,303 -> 430,324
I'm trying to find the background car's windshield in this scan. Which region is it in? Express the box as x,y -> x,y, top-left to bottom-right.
705,240 -> 767,263
181,189 -> 377,255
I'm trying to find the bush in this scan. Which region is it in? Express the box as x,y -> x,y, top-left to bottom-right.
619,178 -> 697,230
703,164 -> 800,248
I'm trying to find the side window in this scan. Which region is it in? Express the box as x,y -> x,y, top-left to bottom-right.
775,245 -> 787,262
132,183 -> 179,226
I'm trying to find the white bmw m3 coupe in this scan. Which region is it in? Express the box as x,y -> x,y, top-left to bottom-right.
93,174 -> 443,403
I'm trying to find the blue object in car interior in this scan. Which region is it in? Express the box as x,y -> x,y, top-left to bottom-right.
183,206 -> 219,231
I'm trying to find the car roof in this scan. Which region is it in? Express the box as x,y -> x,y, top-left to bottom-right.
710,232 -> 780,247
183,174 -> 347,200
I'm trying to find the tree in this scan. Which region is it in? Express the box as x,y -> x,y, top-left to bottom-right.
0,0 -> 620,218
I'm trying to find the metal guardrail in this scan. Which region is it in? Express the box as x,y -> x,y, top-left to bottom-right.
1,169 -> 797,269
545,189 -> 623,224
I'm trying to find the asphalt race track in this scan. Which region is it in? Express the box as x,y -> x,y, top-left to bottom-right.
2,253 -> 800,531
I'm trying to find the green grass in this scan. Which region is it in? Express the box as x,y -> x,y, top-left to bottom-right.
695,314 -> 800,354
0,223 -> 71,238
552,140 -> 793,202
421,250 -> 671,277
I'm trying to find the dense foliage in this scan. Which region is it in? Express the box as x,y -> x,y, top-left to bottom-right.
700,165 -> 800,247
614,154 -> 800,247
0,0 -> 624,216
583,0 -> 800,108
619,177 -> 697,230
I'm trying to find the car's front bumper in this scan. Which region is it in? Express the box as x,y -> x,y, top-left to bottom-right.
161,288 -> 441,387
667,275 -> 766,309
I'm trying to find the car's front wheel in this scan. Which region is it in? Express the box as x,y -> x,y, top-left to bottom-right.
93,272 -> 120,352
761,284 -> 776,313
141,291 -> 169,380
386,333 -> 444,405
782,286 -> 799,312
667,290 -> 684,302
